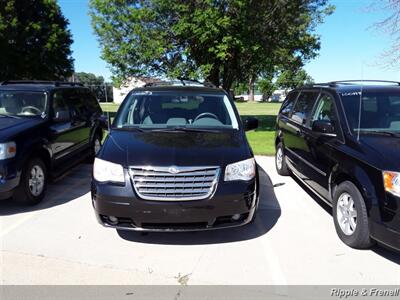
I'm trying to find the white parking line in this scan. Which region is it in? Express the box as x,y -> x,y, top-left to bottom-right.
255,215 -> 288,287
0,171 -> 89,238
0,212 -> 39,238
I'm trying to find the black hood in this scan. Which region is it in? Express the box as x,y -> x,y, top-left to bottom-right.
100,129 -> 252,167
0,117 -> 45,141
361,136 -> 400,171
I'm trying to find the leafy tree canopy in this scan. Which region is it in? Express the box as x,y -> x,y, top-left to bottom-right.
90,0 -> 333,90
74,72 -> 105,85
0,0 -> 74,81
275,68 -> 314,90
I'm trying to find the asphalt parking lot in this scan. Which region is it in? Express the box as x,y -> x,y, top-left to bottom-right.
0,156 -> 399,285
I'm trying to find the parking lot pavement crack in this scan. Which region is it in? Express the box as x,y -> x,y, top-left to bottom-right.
186,245 -> 207,282
1,250 -> 177,282
2,250 -> 219,284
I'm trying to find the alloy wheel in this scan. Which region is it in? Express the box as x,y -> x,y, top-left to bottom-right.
94,138 -> 101,154
276,148 -> 283,170
28,165 -> 45,196
337,192 -> 357,236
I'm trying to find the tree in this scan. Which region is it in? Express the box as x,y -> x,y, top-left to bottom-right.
74,72 -> 105,86
74,72 -> 113,102
371,1 -> 400,68
0,0 -> 74,81
275,69 -> 314,90
257,75 -> 276,101
90,0 -> 333,90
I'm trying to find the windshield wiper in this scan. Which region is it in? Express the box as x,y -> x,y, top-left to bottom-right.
358,130 -> 400,137
150,127 -> 220,133
117,126 -> 146,132
0,114 -> 21,119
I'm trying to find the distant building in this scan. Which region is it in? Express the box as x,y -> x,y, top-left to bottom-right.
235,93 -> 263,102
269,89 -> 288,102
112,77 -> 160,104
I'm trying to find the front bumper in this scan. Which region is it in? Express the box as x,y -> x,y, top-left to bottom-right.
91,177 -> 258,232
0,160 -> 20,199
371,221 -> 400,252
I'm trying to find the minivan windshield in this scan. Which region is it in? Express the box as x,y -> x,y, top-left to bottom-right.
340,90 -> 400,138
114,91 -> 239,130
0,90 -> 47,116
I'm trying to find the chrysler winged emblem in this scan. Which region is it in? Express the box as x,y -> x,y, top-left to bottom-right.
168,166 -> 179,174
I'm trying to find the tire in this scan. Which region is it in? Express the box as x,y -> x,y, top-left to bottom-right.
275,142 -> 290,176
13,158 -> 47,205
87,132 -> 102,163
332,181 -> 375,249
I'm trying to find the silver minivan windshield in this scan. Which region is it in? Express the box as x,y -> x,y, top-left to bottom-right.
114,91 -> 239,130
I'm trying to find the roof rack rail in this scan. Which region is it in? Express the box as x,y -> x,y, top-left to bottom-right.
303,82 -> 332,87
0,80 -> 83,87
328,80 -> 400,86
144,79 -> 217,88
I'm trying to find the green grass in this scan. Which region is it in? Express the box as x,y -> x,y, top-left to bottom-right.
100,101 -> 281,156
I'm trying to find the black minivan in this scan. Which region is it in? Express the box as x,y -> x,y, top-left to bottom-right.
91,80 -> 259,231
275,80 -> 400,251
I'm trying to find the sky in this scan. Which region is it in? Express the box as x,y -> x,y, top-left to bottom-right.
58,0 -> 400,83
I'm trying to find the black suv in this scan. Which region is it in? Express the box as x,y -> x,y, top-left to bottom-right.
91,80 -> 259,231
275,80 -> 400,251
0,81 -> 103,205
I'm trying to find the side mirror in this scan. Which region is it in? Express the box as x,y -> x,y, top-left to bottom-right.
53,110 -> 70,123
99,114 -> 109,130
243,117 -> 258,131
312,120 -> 336,136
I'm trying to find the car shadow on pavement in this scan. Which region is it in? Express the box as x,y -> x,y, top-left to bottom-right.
291,175 -> 400,263
117,164 -> 282,245
0,163 -> 92,216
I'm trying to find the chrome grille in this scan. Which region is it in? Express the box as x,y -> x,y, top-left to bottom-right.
129,166 -> 220,201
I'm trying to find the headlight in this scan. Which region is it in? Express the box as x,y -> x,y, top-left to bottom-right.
383,171 -> 400,197
93,158 -> 125,183
0,142 -> 16,160
224,158 -> 256,181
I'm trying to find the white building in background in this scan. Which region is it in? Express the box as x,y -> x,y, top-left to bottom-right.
112,77 -> 160,104
269,89 -> 288,102
235,93 -> 263,102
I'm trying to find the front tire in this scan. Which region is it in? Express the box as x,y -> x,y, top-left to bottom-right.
275,142 -> 290,176
332,181 -> 374,249
88,133 -> 102,162
13,158 -> 47,205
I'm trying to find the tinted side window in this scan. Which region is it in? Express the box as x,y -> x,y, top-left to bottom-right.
280,91 -> 298,117
51,91 -> 69,118
82,90 -> 101,114
311,94 -> 338,131
64,90 -> 87,119
291,92 -> 318,125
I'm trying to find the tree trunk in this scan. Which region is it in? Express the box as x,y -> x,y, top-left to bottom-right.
222,65 -> 234,92
248,76 -> 255,102
207,66 -> 220,87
